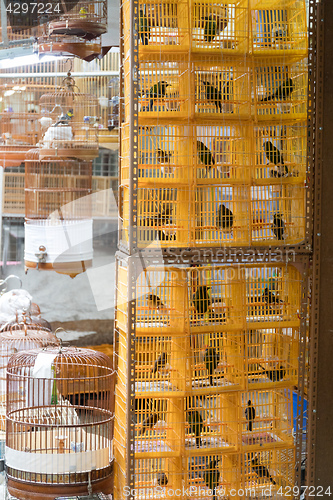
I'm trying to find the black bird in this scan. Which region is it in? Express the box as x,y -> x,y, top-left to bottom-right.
202,81 -> 222,112
157,148 -> 172,164
264,141 -> 288,177
54,108 -> 73,126
197,140 -> 215,173
187,410 -> 204,448
152,352 -> 167,374
204,15 -> 217,42
204,347 -> 220,386
156,472 -> 168,486
261,77 -> 294,102
262,287 -> 283,307
259,365 -> 286,382
139,412 -> 159,435
204,458 -> 220,500
245,400 -> 256,431
149,81 -> 170,111
139,10 -> 150,45
192,286 -> 211,315
147,293 -> 165,310
216,204 -> 233,230
251,456 -> 276,485
272,213 -> 285,240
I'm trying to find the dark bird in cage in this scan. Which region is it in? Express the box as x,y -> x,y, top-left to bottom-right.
139,10 -> 150,45
192,286 -> 211,315
156,472 -> 168,486
261,77 -> 294,102
272,213 -> 285,240
216,204 -> 234,230
262,287 -> 283,307
204,347 -> 220,386
197,140 -> 215,174
149,81 -> 171,111
264,141 -> 288,177
157,148 -> 172,164
259,364 -> 286,382
187,410 -> 204,448
251,456 -> 277,485
147,293 -> 165,311
54,108 -> 74,126
203,15 -> 217,42
139,412 -> 159,435
152,352 -> 167,374
202,81 -> 222,112
245,400 -> 256,431
204,458 -> 220,500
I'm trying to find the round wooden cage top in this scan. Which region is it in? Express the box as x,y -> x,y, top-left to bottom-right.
0,314 -> 53,336
7,345 -> 114,376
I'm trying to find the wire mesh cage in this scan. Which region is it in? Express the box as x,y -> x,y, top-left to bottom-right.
48,0 -> 108,40
191,0 -> 248,54
241,389 -> 294,449
0,319 -> 59,431
250,0 -> 307,55
39,72 -> 100,159
6,346 -> 115,499
24,149 -> 93,277
254,58 -> 307,118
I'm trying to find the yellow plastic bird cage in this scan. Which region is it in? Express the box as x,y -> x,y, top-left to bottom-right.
250,0 -> 307,56
24,149 -> 93,278
6,346 -> 115,499
38,71 -> 99,160
243,447 -> 295,492
191,0 -> 249,55
245,264 -> 301,326
253,121 -> 307,181
240,389 -> 294,450
254,57 -> 308,119
138,0 -> 189,54
246,326 -> 299,388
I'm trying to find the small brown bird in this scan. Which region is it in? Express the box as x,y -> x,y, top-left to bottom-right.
157,148 -> 172,164
147,293 -> 165,311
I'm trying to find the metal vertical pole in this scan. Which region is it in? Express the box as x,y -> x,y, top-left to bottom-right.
0,167 -> 4,274
307,0 -> 333,488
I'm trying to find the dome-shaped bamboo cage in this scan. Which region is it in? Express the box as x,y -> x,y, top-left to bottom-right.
0,318 -> 59,431
24,149 -> 93,278
6,345 -> 115,499
38,72 -> 100,159
48,0 -> 107,41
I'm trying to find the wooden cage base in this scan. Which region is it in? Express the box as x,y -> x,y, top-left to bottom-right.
25,259 -> 93,279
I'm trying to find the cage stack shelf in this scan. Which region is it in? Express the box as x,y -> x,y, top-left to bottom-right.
115,0 -> 308,498
114,260 -> 302,498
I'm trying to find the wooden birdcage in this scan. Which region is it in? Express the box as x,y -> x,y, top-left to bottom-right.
6,345 -> 115,500
0,318 -> 59,431
38,71 -> 100,160
24,149 -> 93,278
48,0 -> 107,40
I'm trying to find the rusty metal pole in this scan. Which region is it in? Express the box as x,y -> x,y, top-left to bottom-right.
307,0 -> 333,489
